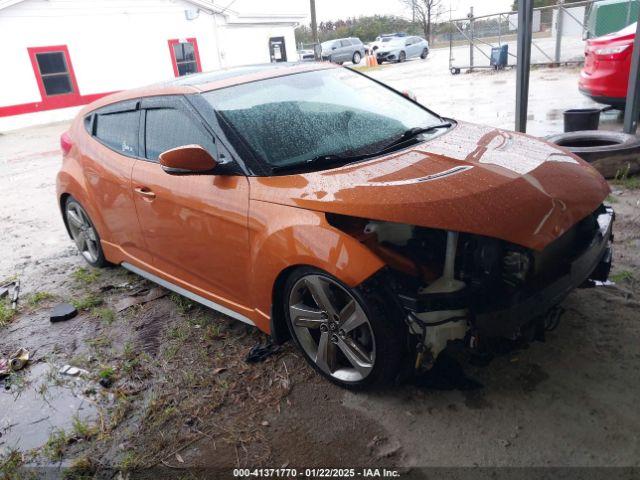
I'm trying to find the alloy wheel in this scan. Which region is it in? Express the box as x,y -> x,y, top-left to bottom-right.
288,274 -> 376,383
353,52 -> 361,64
66,202 -> 100,264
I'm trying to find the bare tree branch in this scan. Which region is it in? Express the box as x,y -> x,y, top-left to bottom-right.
399,0 -> 443,43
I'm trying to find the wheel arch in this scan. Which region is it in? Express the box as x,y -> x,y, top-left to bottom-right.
247,203 -> 385,337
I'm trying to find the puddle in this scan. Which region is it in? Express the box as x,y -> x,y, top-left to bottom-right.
0,362 -> 97,454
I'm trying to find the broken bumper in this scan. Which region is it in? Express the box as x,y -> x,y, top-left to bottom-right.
474,207 -> 614,337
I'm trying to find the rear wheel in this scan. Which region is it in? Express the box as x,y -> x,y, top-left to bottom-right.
352,51 -> 362,64
283,267 -> 406,388
65,197 -> 108,268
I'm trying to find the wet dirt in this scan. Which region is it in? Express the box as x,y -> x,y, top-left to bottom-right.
1,106 -> 639,475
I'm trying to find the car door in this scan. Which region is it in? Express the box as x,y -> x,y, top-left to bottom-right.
83,101 -> 152,265
130,95 -> 252,315
338,39 -> 352,62
405,37 -> 418,58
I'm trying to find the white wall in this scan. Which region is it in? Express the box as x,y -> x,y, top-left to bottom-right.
0,0 -> 303,132
220,24 -> 298,66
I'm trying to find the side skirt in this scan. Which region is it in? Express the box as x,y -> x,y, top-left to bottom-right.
121,262 -> 255,326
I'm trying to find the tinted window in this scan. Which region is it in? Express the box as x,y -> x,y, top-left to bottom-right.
94,110 -> 139,156
35,51 -> 73,96
144,108 -> 215,161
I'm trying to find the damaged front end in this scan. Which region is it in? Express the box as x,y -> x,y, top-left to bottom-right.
328,205 -> 615,369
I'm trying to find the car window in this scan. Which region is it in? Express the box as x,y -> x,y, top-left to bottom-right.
144,108 -> 216,161
204,68 -> 441,170
94,110 -> 139,156
340,40 -> 351,47
351,39 -> 362,45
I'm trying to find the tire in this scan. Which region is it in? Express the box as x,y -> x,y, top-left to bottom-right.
64,197 -> 108,268
398,51 -> 406,63
421,48 -> 429,59
283,267 -> 407,389
546,130 -> 640,178
352,51 -> 362,64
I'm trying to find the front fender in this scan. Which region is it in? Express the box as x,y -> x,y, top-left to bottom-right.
248,200 -> 384,331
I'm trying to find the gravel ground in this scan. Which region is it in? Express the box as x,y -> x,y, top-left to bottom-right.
0,63 -> 639,477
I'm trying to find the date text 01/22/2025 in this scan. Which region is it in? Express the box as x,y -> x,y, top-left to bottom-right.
232,468 -> 401,478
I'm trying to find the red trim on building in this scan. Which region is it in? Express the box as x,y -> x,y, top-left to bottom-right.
168,38 -> 202,77
0,45 -> 116,118
0,92 -> 116,118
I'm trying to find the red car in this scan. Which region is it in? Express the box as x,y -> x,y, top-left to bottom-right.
580,23 -> 636,108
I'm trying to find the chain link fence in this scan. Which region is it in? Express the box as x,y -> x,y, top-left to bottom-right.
434,0 -> 638,73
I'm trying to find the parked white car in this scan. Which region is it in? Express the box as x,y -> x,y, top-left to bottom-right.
376,36 -> 429,63
368,33 -> 407,53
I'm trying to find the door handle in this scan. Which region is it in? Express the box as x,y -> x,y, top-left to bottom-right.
134,187 -> 156,200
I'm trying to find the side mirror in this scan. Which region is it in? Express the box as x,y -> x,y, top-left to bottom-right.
159,145 -> 217,174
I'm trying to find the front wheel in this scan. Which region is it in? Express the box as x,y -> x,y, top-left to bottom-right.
421,48 -> 429,59
352,51 -> 362,64
65,197 -> 108,268
398,51 -> 406,63
283,267 -> 406,388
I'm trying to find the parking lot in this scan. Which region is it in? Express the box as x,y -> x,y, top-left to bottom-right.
1,55 -> 639,475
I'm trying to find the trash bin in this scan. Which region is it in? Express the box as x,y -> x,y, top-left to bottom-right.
490,45 -> 508,69
563,108 -> 601,132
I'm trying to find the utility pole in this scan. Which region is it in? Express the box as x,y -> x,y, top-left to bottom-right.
310,0 -> 320,60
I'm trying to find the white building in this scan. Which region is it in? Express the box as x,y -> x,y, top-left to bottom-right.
0,0 -> 306,131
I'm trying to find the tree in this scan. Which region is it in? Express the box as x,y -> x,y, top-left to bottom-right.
399,0 -> 443,44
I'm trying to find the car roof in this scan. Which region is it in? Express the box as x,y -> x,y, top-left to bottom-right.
82,62 -> 337,113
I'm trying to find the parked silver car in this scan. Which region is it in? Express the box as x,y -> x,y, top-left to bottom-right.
376,36 -> 429,63
321,38 -> 365,65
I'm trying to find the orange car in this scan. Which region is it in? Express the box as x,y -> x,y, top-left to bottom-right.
57,63 -> 614,388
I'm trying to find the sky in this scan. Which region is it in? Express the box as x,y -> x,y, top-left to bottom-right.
313,0 -> 515,22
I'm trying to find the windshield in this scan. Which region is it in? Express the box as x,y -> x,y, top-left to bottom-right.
203,68 -> 442,171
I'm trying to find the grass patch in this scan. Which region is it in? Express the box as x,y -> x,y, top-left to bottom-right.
98,366 -> 115,382
605,194 -> 619,204
169,293 -> 197,315
91,306 -> 115,324
0,299 -> 15,327
0,449 -> 23,479
612,166 -> 640,190
44,429 -> 69,461
27,291 -> 55,307
610,270 -> 635,283
71,416 -> 98,440
72,267 -> 101,284
71,294 -> 103,311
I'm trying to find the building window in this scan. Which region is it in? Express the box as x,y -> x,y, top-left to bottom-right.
168,38 -> 202,77
36,52 -> 73,95
28,46 -> 78,98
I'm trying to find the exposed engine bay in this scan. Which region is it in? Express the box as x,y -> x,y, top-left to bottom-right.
327,205 -> 615,369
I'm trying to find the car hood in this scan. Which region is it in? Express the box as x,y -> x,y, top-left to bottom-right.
249,122 -> 610,251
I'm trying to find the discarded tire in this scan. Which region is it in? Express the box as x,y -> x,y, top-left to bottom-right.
546,130 -> 640,178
